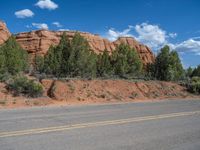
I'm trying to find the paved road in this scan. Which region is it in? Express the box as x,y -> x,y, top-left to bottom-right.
0,99 -> 200,150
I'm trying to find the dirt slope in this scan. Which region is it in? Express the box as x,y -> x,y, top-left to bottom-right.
0,79 -> 198,108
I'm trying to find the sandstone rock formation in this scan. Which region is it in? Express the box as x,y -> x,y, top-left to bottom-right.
15,30 -> 155,65
0,20 -> 155,65
0,21 -> 11,45
114,37 -> 155,65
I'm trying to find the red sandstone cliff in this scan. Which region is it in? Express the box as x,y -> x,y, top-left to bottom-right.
0,20 -> 154,65
0,21 -> 11,45
15,30 -> 155,65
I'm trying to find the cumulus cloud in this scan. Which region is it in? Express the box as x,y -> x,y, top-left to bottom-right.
106,25 -> 134,41
135,23 -> 168,49
105,23 -> 200,56
52,22 -> 62,27
35,0 -> 58,10
32,23 -> 48,29
172,39 -> 200,55
106,23 -> 174,49
15,9 -> 34,18
135,24 -> 200,55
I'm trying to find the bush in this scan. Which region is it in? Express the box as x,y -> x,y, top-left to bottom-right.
43,32 -> 97,78
186,77 -> 200,94
0,72 -> 12,82
149,45 -> 184,81
0,36 -> 29,75
111,44 -> 142,77
6,75 -> 43,97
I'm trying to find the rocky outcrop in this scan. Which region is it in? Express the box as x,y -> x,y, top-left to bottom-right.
0,21 -> 11,45
15,30 -> 115,55
114,37 -> 155,65
0,20 -> 154,65
15,30 -> 155,65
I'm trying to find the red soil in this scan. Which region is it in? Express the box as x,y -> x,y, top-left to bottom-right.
0,79 -> 199,109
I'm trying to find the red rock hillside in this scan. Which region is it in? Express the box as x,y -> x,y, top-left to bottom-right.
0,21 -> 11,45
0,20 -> 155,65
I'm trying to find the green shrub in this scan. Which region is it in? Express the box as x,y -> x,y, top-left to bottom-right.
111,44 -> 142,77
6,75 -> 43,97
0,72 -> 12,82
148,45 -> 184,81
186,77 -> 200,94
0,36 -> 29,75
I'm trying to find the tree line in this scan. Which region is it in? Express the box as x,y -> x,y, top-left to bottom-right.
34,32 -> 143,78
1,32 -> 200,96
1,32 -> 199,81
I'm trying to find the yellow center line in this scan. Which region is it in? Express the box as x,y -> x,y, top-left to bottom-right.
0,111 -> 199,138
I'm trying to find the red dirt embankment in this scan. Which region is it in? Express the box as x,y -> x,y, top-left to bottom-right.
0,79 -> 198,109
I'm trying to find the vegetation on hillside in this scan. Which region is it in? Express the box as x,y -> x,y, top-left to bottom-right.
147,45 -> 184,81
0,36 -> 28,77
6,74 -> 43,98
185,65 -> 200,78
0,36 -> 42,97
0,33 -> 199,96
35,32 -> 143,79
184,77 -> 200,94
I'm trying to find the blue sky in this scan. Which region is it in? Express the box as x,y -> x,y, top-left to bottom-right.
0,0 -> 200,68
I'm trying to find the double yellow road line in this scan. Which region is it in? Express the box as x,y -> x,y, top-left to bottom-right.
0,111 -> 200,138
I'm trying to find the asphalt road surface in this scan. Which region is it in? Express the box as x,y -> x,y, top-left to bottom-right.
0,99 -> 200,150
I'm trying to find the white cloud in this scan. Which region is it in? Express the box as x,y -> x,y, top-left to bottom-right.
106,25 -> 134,41
172,39 -> 200,55
169,33 -> 177,38
25,25 -> 32,28
32,23 -> 48,30
58,29 -> 69,31
35,0 -> 58,10
105,23 -> 175,50
135,23 -> 167,49
105,23 -> 200,57
52,22 -> 62,27
15,9 -> 34,18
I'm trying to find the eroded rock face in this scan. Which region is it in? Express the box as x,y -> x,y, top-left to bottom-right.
0,20 -> 154,65
15,30 -> 155,65
113,37 -> 155,65
0,21 -> 11,45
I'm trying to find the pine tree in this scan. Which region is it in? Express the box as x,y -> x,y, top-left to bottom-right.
68,33 -> 97,77
43,32 -> 97,78
191,65 -> 200,77
186,67 -> 193,78
0,36 -> 28,75
154,45 -> 171,80
44,45 -> 58,75
60,32 -> 71,76
153,45 -> 184,81
35,55 -> 44,73
111,44 -> 142,77
126,47 -> 142,75
169,51 -> 184,80
97,49 -> 112,77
